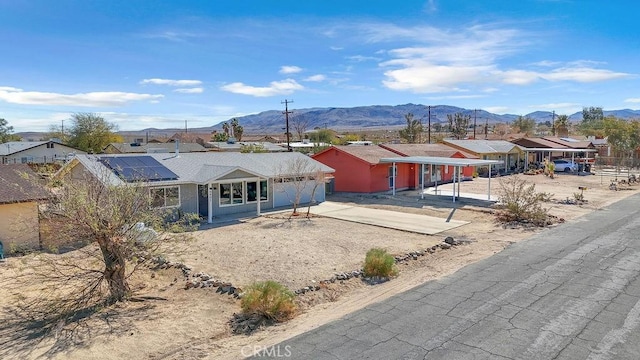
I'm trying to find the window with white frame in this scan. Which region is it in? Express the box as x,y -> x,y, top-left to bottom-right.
221,180 -> 268,206
247,180 -> 268,203
150,186 -> 180,208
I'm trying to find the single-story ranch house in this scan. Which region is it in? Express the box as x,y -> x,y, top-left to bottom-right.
0,164 -> 50,253
1,140 -> 85,164
58,152 -> 334,223
312,144 -> 478,193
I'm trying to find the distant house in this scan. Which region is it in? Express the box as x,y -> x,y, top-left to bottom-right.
442,139 -> 523,174
207,141 -> 287,152
58,152 -> 334,223
0,164 -> 50,252
1,140 -> 85,164
103,142 -> 207,154
240,135 -> 282,143
511,137 -> 596,165
311,144 -> 476,193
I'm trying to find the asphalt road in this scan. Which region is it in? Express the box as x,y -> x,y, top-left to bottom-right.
255,193 -> 640,360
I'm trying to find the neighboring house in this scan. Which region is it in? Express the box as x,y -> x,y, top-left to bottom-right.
442,139 -> 524,174
207,141 -> 287,152
1,140 -> 85,164
380,143 -> 478,179
241,135 -> 282,143
312,145 -> 412,193
58,152 -> 334,223
312,144 -> 477,193
0,164 -> 50,252
103,142 -> 207,154
511,137 -> 596,165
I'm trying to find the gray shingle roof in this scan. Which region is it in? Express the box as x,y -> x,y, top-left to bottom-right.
105,142 -> 207,153
70,152 -> 334,185
443,139 -> 520,154
0,164 -> 50,204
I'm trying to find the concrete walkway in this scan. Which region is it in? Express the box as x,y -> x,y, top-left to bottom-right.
303,201 -> 468,235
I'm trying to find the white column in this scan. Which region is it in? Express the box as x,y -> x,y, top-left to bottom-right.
207,184 -> 213,224
488,165 -> 492,200
392,162 -> 396,196
421,163 -> 424,199
256,179 -> 261,216
457,166 -> 461,199
452,166 -> 456,203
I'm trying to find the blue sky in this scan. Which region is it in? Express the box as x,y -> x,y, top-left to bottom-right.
2,0 -> 639,132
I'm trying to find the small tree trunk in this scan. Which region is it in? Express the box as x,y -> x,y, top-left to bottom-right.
98,236 -> 131,302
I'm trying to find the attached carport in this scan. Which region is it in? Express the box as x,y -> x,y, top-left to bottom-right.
380,156 -> 503,202
522,148 -> 598,170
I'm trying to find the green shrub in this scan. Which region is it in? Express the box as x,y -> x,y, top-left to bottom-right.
363,248 -> 398,279
241,281 -> 297,322
497,176 -> 550,226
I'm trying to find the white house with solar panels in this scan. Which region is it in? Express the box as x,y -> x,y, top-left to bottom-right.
57,151 -> 334,223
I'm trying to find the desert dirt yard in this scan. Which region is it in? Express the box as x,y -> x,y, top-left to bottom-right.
0,170 -> 638,360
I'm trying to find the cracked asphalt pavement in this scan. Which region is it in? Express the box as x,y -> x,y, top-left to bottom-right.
255,193 -> 640,359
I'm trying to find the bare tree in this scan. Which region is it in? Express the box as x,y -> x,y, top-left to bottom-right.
276,157 -> 324,217
305,168 -> 327,218
42,170 -> 190,303
291,113 -> 311,141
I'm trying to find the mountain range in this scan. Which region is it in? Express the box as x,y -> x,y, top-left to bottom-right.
16,104 -> 640,140
185,104 -> 640,135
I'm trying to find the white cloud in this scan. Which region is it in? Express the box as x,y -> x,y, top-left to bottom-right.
624,98 -> 640,103
347,55 -> 381,62
0,87 -> 164,107
484,106 -> 510,114
140,78 -> 203,86
531,102 -> 580,110
304,74 -> 326,82
423,0 -> 438,14
543,67 -> 629,82
373,22 -> 630,93
330,46 -> 344,51
427,94 -> 486,100
220,79 -> 304,97
279,66 -> 303,74
381,58 -> 493,93
174,87 -> 204,94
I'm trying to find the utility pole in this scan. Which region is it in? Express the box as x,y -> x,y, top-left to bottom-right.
282,99 -> 293,152
473,109 -> 477,139
485,117 -> 488,139
551,110 -> 556,136
185,120 -> 188,133
61,120 -> 64,139
427,105 -> 431,144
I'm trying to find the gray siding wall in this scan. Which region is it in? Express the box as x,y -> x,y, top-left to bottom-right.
272,180 -> 325,208
179,183 -> 198,214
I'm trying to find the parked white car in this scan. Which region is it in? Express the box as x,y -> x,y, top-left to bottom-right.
552,159 -> 578,172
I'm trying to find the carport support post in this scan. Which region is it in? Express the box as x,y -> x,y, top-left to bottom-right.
256,179 -> 261,216
452,166 -> 456,203
208,184 -> 213,224
421,164 -> 424,199
457,166 -> 461,199
392,161 -> 396,196
488,165 -> 492,200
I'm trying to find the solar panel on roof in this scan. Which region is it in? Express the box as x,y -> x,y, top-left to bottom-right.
99,156 -> 178,182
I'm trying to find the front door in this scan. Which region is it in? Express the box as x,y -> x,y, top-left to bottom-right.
198,185 -> 209,217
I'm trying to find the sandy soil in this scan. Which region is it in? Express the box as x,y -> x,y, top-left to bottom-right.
0,172 -> 636,360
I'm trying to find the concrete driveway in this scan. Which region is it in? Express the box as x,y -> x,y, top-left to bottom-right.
304,201 -> 468,235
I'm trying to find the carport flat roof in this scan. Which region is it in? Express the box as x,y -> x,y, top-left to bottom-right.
380,156 -> 503,166
523,148 -> 597,152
